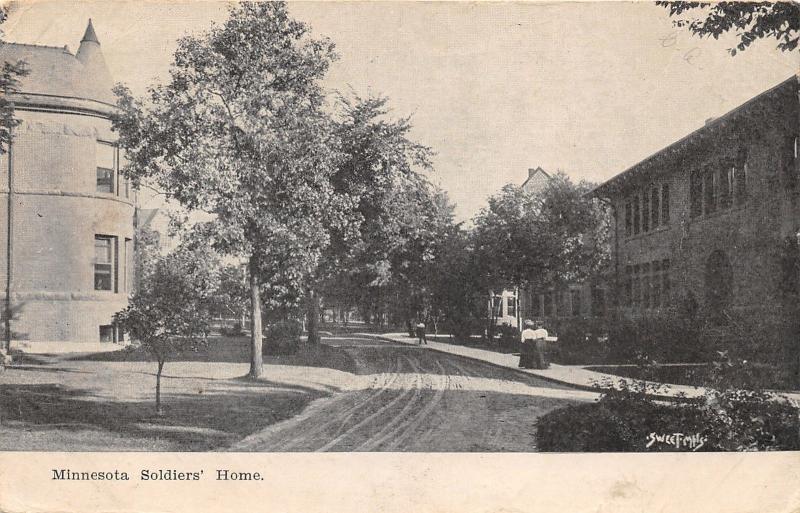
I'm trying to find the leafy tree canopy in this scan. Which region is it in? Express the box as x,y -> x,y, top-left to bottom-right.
472,173 -> 610,294
114,243 -> 220,412
113,2 -> 353,376
657,1 -> 800,54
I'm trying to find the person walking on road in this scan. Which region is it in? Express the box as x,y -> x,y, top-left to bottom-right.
415,321 -> 427,345
519,320 -> 537,368
531,321 -> 550,369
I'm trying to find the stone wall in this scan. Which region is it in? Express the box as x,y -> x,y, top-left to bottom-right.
0,108 -> 134,344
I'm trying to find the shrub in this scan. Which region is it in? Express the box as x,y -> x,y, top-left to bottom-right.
702,389 -> 800,451
219,323 -> 244,337
536,380 -> 800,452
264,319 -> 303,355
537,403 -> 638,451
549,318 -> 609,365
497,324 -> 520,350
605,314 -> 706,364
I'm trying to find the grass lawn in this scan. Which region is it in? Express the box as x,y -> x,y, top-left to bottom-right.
0,336 -> 358,451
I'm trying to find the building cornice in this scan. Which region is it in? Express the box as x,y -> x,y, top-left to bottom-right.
0,188 -> 136,207
6,92 -> 117,119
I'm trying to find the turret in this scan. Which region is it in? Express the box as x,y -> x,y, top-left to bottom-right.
75,19 -> 115,104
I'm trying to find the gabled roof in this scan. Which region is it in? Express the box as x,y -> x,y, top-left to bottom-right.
521,166 -> 551,191
591,74 -> 799,198
0,21 -> 115,106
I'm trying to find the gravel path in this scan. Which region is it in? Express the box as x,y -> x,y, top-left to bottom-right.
232,336 -> 594,452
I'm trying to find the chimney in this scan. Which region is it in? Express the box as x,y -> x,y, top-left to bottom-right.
704,117 -> 716,125
528,168 -> 537,178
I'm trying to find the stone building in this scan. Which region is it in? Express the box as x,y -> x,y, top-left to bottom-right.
0,21 -> 134,350
591,76 -> 799,325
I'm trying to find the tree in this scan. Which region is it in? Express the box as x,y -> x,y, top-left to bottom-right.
657,1 -> 800,54
0,7 -> 28,361
114,245 -> 219,414
471,173 -> 610,330
427,224 -> 488,340
309,94 -> 439,337
113,2 -> 349,378
213,264 -> 249,332
0,7 -> 28,156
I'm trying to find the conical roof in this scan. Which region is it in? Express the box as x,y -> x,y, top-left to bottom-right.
81,18 -> 99,44
0,20 -> 116,106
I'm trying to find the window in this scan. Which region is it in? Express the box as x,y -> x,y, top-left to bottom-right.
97,141 -> 130,198
662,259 -> 671,305
624,201 -> 632,237
571,289 -> 581,316
651,186 -> 660,228
632,264 -> 640,309
99,325 -> 115,343
703,168 -> 716,214
124,238 -> 133,292
719,164 -> 732,208
118,149 -> 130,199
633,194 -> 641,235
591,286 -> 606,317
96,141 -> 116,194
543,293 -> 553,317
690,170 -> 702,218
492,296 -> 502,317
641,262 -> 651,309
705,250 -> 732,324
734,150 -> 747,205
642,190 -> 650,232
652,260 -> 662,308
624,265 -> 633,307
783,135 -> 797,191
94,235 -> 118,291
661,183 -> 670,224
507,296 -> 516,318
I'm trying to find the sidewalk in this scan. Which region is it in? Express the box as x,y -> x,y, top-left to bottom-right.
367,333 -> 800,404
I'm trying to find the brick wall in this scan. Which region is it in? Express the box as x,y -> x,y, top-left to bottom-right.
609,83 -> 799,322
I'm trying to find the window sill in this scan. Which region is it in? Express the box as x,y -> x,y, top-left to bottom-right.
624,224 -> 672,242
688,202 -> 748,224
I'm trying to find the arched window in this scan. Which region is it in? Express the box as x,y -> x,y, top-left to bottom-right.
705,250 -> 733,323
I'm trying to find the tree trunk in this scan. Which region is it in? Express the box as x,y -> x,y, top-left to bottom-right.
306,288 -> 321,345
248,257 -> 263,378
156,360 -> 165,415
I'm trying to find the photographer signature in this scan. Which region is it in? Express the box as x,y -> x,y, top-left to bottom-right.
646,432 -> 708,451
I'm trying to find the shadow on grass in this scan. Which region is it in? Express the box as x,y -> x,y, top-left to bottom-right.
0,382 -> 326,451
68,336 -> 359,375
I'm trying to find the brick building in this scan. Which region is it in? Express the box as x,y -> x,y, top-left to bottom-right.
0,21 -> 134,350
591,76 -> 799,324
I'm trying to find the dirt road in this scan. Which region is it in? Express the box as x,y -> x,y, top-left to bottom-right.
233,336 -> 592,452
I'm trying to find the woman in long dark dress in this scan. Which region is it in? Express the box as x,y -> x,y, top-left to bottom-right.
519,320 -> 537,368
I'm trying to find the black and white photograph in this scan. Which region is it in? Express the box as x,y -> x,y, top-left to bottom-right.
0,0 -> 798,461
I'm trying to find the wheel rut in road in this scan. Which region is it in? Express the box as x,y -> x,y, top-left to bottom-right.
229,336 -> 584,452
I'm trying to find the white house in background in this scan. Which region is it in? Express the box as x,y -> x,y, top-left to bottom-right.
521,166 -> 550,194
490,167 -> 553,330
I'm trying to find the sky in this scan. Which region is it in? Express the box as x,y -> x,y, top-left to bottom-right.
3,0 -> 798,220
